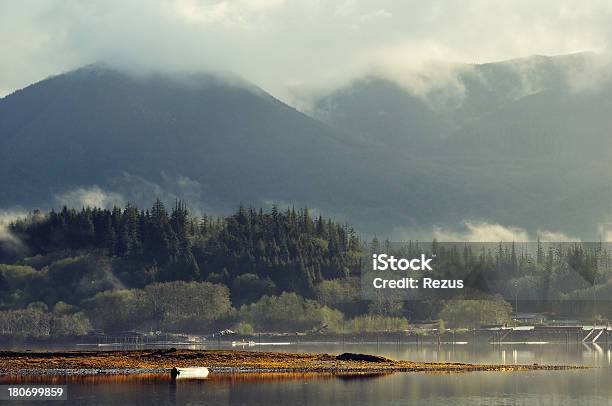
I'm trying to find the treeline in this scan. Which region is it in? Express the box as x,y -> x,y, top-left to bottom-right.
3,201 -> 611,340
0,280 -> 413,339
374,238 -> 610,287
7,200 -> 361,300
375,239 -> 612,321
0,302 -> 90,339
0,202 -> 391,339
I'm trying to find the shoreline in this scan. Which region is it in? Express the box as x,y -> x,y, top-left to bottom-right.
0,349 -> 589,376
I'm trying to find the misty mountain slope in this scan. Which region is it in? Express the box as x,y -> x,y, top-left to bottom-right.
312,76 -> 445,148
0,65 -> 375,213
312,53 -> 605,143
307,53 -> 612,236
2,57 -> 612,238
0,64 -> 504,234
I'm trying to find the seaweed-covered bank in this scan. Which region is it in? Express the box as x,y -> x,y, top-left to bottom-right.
0,349 -> 588,376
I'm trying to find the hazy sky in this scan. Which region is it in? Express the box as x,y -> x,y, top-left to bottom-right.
2,0 -> 612,100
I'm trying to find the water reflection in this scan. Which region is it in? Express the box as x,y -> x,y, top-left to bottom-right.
0,371 -> 393,385
1,344 -> 610,406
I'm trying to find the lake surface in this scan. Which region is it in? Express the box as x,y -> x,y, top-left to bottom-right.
2,342 -> 611,405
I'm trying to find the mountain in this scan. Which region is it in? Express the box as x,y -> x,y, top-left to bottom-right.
0,65 -> 367,215
311,53 -> 612,237
312,53 -> 608,148
2,55 -> 612,239
0,64 -> 491,235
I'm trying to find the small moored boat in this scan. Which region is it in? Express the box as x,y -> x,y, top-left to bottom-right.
170,367 -> 210,379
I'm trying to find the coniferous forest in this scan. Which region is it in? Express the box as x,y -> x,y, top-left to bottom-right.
0,201 -> 611,340
0,201 -> 367,338
7,200 -> 361,294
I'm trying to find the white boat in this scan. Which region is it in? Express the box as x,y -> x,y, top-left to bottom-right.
174,367 -> 210,379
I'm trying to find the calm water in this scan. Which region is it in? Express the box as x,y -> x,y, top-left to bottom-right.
2,343 -> 612,405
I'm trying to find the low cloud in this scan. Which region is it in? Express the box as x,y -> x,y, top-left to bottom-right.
597,222 -> 612,242
54,186 -> 125,209
0,209 -> 29,225
432,220 -> 578,242
537,230 -> 579,242
109,172 -> 221,216
50,173 -> 222,216
376,59 -> 474,109
312,51 -> 612,114
3,1 -> 612,104
433,221 -> 529,242
0,209 -> 30,256
561,52 -> 612,93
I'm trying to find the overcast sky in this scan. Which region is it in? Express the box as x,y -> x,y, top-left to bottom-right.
2,0 -> 612,101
